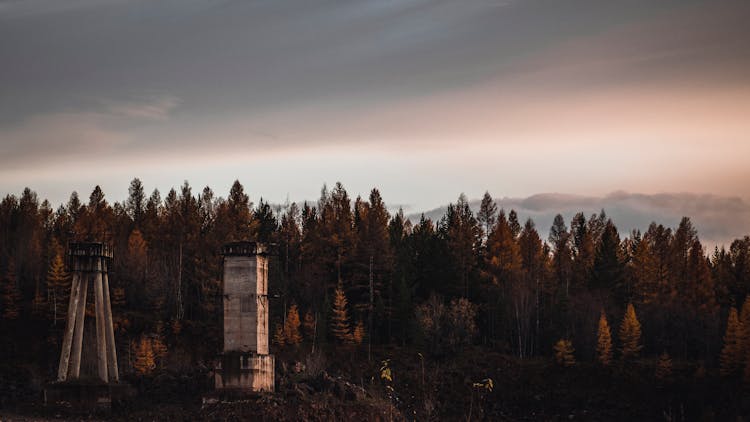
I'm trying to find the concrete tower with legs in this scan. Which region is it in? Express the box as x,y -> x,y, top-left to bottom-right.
56,242 -> 118,383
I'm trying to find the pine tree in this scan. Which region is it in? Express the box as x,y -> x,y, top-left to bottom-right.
596,311 -> 613,366
553,339 -> 575,367
477,191 -> 497,243
2,261 -> 21,320
656,351 -> 673,381
721,307 -> 743,376
331,284 -> 353,343
284,304 -> 302,345
46,252 -> 69,324
619,303 -> 642,360
352,320 -> 365,345
739,297 -> 750,363
134,337 -> 155,375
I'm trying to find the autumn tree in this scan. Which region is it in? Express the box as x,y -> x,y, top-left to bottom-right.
619,303 -> 642,360
353,320 -> 365,345
596,311 -> 613,366
46,252 -> 69,324
553,339 -> 575,367
134,336 -> 156,375
331,284 -> 353,343
284,304 -> 302,345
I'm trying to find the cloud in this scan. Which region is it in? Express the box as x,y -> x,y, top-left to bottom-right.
412,192 -> 750,249
104,95 -> 181,121
0,95 -> 180,170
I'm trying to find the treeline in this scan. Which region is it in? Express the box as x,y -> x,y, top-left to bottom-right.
1,179 -> 750,375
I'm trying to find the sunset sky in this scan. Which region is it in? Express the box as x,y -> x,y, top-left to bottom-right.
1,0 -> 749,217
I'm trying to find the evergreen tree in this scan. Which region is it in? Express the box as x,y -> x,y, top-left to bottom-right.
134,337 -> 156,375
549,214 -> 572,297
740,297 -> 750,362
254,198 -> 278,244
284,304 -> 302,345
46,252 -> 69,324
655,351 -> 673,381
331,284 -> 353,343
508,210 -> 521,239
596,311 -> 613,366
353,320 -> 365,345
553,339 -> 575,367
591,221 -> 624,292
439,193 -> 480,298
619,303 -> 642,360
571,212 -> 595,290
126,178 -> 146,226
2,261 -> 21,320
477,191 -> 497,243
721,307 -> 743,376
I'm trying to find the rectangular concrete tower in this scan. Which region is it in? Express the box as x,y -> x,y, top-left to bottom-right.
215,241 -> 274,393
222,242 -> 269,353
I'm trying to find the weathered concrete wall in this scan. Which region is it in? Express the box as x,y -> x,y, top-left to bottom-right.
214,353 -> 274,393
223,254 -> 270,354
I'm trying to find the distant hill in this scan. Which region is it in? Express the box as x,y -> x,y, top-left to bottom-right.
408,192 -> 750,249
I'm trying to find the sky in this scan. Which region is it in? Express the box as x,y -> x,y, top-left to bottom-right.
1,0 -> 749,241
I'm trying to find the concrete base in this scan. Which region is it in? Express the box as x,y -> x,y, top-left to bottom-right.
44,380 -> 135,413
214,352 -> 275,394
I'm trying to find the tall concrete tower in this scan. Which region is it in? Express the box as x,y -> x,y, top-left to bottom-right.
215,241 -> 274,393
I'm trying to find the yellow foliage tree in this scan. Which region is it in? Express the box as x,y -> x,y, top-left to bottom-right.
596,311 -> 613,366
330,284 -> 353,344
352,320 -> 365,345
284,304 -> 302,345
655,351 -> 672,381
553,339 -> 575,367
46,252 -> 69,324
619,303 -> 642,360
720,307 -> 743,376
134,336 -> 155,375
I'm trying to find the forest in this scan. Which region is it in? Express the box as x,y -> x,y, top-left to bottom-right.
1,178 -> 750,420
